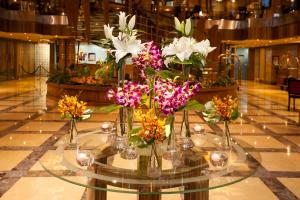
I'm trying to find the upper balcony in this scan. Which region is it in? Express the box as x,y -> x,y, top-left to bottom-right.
0,0 -> 73,36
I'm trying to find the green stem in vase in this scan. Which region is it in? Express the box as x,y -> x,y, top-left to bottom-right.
168,114 -> 175,146
117,60 -> 126,136
70,118 -> 77,143
224,121 -> 231,148
152,143 -> 161,168
127,107 -> 133,135
181,64 -> 191,138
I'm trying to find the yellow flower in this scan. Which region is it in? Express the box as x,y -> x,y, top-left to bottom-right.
135,109 -> 166,143
57,95 -> 88,119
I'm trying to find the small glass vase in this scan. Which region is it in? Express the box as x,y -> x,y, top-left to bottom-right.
147,143 -> 161,178
69,118 -> 78,144
163,115 -> 178,160
210,121 -> 232,169
222,121 -> 232,150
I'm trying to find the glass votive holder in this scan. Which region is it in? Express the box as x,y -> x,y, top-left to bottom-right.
194,124 -> 205,134
100,122 -> 116,134
209,151 -> 229,169
76,150 -> 94,167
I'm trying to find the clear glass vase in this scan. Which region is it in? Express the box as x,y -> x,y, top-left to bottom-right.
114,60 -> 128,151
163,115 -> 178,160
120,107 -> 138,159
147,143 -> 161,178
178,65 -> 194,150
69,118 -> 78,144
222,121 -> 232,150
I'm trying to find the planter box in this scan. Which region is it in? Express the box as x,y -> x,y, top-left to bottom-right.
193,84 -> 238,104
47,83 -> 113,106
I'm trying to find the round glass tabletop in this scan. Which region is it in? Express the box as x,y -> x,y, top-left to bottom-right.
40,126 -> 261,198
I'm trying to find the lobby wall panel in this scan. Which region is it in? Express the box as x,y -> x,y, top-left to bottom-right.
265,48 -> 273,84
259,48 -> 266,82
248,49 -> 255,80
0,39 -> 35,81
254,48 -> 260,81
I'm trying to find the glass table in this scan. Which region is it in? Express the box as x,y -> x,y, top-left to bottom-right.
40,127 -> 261,200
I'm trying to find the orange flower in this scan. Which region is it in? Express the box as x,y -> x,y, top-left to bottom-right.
135,109 -> 166,144
212,95 -> 238,121
58,95 -> 88,119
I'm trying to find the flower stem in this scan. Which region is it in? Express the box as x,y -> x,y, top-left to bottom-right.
117,60 -> 126,136
181,64 -> 191,138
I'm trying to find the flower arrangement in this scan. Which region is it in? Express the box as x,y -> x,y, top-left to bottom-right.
58,95 -> 92,142
203,95 -> 239,147
97,12 -> 215,162
58,95 -> 92,120
203,95 -> 239,123
130,109 -> 166,147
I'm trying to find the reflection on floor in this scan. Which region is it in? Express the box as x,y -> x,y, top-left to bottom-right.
0,78 -> 300,200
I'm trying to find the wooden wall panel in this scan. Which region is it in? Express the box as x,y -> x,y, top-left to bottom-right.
0,39 -> 36,81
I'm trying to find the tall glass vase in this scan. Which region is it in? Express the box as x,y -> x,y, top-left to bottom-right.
179,65 -> 194,150
114,60 -> 128,151
163,115 -> 177,160
120,107 -> 138,159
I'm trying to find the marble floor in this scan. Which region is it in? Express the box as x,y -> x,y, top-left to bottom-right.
1,77 -> 300,200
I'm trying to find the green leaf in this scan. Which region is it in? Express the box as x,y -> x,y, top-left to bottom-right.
128,127 -> 143,137
80,114 -> 91,120
231,109 -> 239,120
128,135 -> 144,146
180,100 -> 204,111
97,104 -> 123,113
157,70 -> 178,79
165,124 -> 171,138
144,67 -> 156,76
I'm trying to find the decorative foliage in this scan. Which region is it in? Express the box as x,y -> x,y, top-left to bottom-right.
154,78 -> 201,115
107,81 -> 149,108
58,95 -> 92,120
203,95 -> 239,123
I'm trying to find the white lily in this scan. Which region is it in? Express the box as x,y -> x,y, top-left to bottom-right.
192,39 -> 216,57
162,37 -> 195,62
127,15 -> 136,31
174,17 -> 184,33
185,18 -> 192,36
117,12 -> 128,31
112,35 -> 144,63
103,24 -> 114,40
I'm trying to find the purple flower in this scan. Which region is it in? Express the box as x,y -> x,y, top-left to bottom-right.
107,81 -> 149,108
154,79 -> 200,115
132,41 -> 163,78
